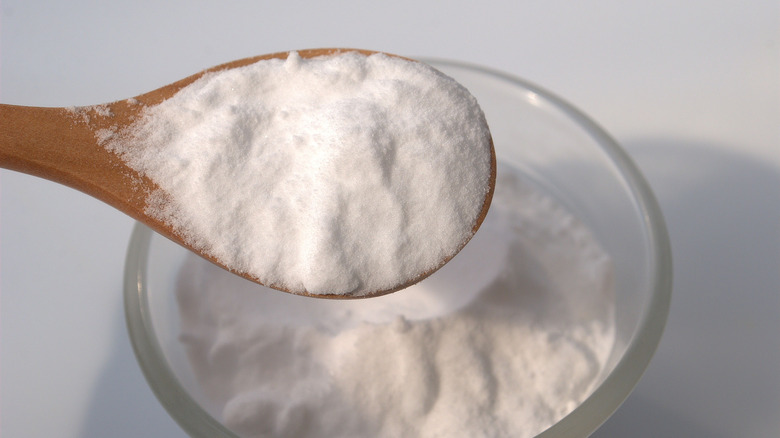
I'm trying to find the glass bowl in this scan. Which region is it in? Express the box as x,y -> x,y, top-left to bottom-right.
124,59 -> 672,438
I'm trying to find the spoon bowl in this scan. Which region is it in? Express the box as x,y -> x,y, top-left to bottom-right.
0,49 -> 496,298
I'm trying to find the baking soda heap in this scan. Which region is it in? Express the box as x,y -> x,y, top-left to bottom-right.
100,51 -> 493,296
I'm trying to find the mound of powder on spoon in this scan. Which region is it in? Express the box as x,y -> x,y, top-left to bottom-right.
99,51 -> 494,296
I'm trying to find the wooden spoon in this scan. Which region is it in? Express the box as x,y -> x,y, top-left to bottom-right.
0,48 -> 496,299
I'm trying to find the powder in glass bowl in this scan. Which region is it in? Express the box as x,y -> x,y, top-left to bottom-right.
175,162 -> 616,438
100,51 -> 493,296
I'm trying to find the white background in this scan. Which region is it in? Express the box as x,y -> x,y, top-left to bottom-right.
1,1 -> 778,437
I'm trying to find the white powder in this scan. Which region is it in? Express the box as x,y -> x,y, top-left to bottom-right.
176,163 -> 616,438
101,51 -> 493,296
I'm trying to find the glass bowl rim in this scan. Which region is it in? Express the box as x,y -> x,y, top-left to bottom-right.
124,58 -> 673,438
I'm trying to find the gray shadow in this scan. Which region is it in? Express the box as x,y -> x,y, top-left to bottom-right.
77,303 -> 187,438
592,138 -> 780,437
592,393 -> 729,438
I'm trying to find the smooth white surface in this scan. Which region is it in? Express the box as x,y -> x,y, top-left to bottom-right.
1,1 -> 778,437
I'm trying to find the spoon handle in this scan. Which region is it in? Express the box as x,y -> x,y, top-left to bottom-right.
0,103 -> 147,216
